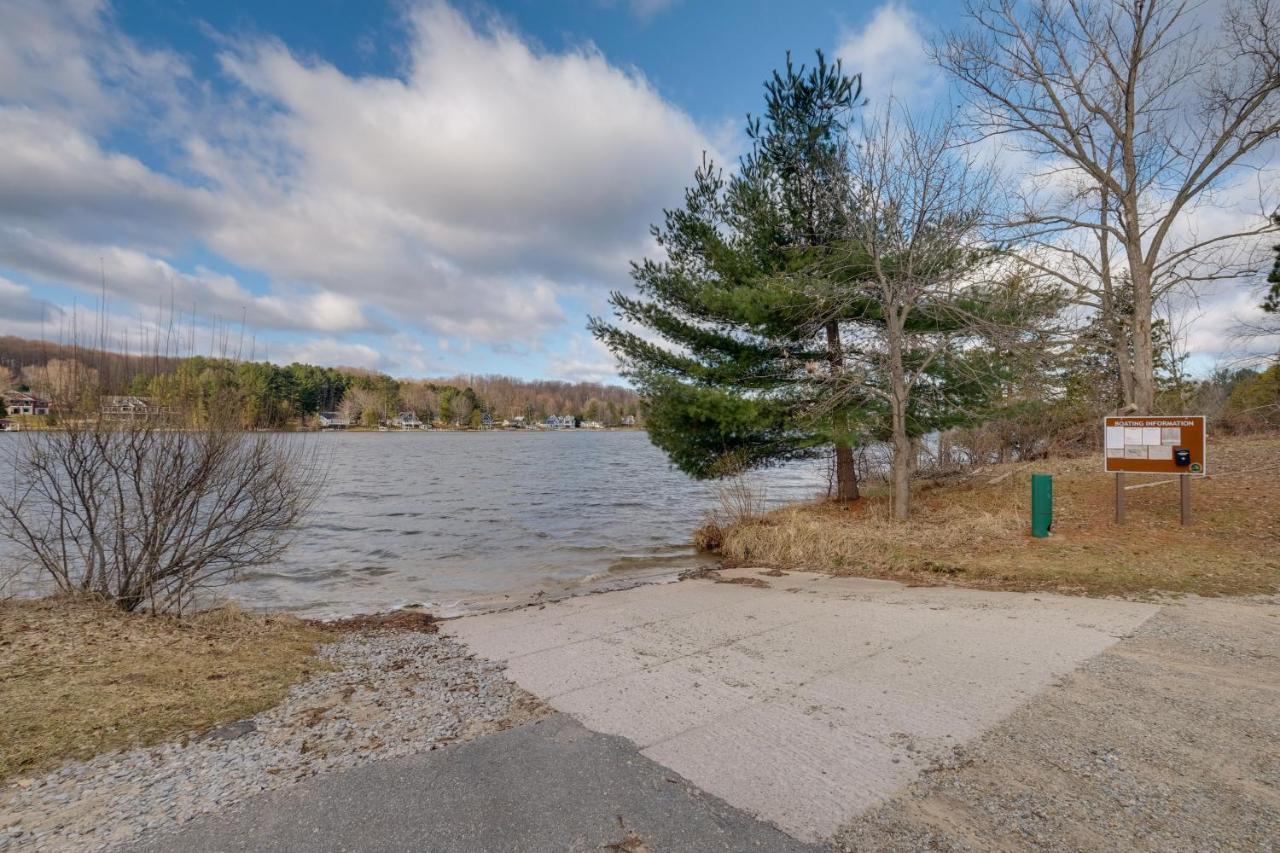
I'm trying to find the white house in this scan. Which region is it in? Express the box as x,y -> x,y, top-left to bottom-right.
393,411 -> 424,429
3,391 -> 50,416
318,411 -> 350,429
102,396 -> 167,419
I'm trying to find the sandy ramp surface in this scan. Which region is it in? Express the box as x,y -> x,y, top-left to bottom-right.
444,569 -> 1158,841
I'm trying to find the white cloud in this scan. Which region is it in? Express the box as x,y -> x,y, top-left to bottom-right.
0,108 -> 217,248
0,0 -> 190,129
0,0 -> 713,363
193,1 -> 709,346
267,338 -> 390,372
1173,285 -> 1280,364
212,4 -> 708,281
836,3 -> 940,105
0,228 -> 376,334
549,333 -> 622,383
0,275 -> 60,326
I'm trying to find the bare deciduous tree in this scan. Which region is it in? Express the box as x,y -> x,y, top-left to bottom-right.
339,387 -> 381,426
939,0 -> 1280,413
0,416 -> 323,614
21,358 -> 101,410
827,106 -> 1011,520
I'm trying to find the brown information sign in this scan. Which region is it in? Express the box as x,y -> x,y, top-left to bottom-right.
1103,415 -> 1207,475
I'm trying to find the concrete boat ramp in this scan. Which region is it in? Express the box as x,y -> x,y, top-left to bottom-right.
127,570 -> 1163,852
444,568 -> 1159,843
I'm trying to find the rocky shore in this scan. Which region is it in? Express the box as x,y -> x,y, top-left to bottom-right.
0,624 -> 546,852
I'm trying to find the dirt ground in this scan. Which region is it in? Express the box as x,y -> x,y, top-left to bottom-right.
835,594 -> 1280,852
718,434 -> 1280,598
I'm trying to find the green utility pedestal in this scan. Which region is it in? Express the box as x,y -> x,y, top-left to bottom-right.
1031,474 -> 1053,538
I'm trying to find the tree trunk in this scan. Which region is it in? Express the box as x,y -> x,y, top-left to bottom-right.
887,315 -> 910,521
825,321 -> 860,503
833,443 -> 858,503
1113,329 -> 1136,410
1097,265 -> 1136,409
890,403 -> 911,521
1129,274 -> 1157,414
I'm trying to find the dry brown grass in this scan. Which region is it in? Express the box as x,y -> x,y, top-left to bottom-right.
718,433 -> 1280,598
0,598 -> 333,781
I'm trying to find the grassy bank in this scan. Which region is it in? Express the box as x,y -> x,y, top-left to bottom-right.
0,599 -> 333,782
714,434 -> 1280,598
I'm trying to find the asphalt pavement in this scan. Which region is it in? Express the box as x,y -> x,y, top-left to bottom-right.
123,713 -> 825,853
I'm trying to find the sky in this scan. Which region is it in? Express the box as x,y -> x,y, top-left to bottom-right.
0,0 -> 1274,382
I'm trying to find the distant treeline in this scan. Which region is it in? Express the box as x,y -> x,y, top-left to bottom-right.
1,336 -> 640,429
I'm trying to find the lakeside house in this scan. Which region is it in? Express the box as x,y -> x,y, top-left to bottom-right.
318,411 -> 350,429
545,414 -> 577,429
3,391 -> 50,416
622,414 -> 637,427
392,411 -> 425,429
101,395 -> 169,420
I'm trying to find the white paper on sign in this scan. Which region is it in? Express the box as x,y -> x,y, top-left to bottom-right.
1124,446 -> 1148,459
1106,447 -> 1124,458
1142,427 -> 1162,445
1161,427 -> 1181,445
1124,427 -> 1143,444
1148,445 -> 1173,460
1106,426 -> 1125,449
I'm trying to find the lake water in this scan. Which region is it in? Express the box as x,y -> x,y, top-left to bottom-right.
243,431 -> 828,616
0,431 -> 827,617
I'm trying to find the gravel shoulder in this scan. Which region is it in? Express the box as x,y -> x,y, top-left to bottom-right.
835,594 -> 1280,852
0,627 -> 546,852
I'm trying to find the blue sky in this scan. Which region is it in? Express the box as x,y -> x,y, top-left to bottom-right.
0,0 -> 1271,381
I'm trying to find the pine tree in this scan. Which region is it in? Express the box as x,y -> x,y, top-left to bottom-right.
590,52 -> 871,500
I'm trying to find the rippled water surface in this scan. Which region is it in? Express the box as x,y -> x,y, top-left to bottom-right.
228,431 -> 826,616
0,430 -> 825,616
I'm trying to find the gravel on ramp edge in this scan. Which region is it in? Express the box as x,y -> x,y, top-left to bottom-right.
0,630 -> 547,852
119,713 -> 828,853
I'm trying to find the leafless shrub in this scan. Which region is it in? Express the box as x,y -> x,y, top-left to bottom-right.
0,414 -> 324,614
692,453 -> 770,552
713,473 -> 768,527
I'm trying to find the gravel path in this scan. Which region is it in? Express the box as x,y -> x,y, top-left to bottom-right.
0,628 -> 546,852
834,595 -> 1280,852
